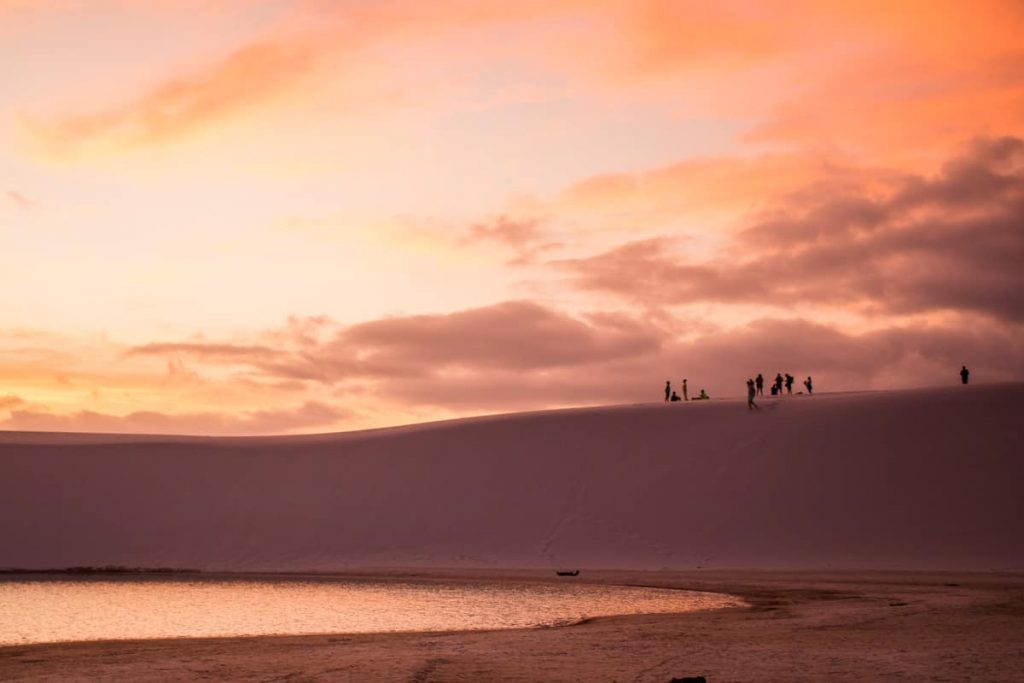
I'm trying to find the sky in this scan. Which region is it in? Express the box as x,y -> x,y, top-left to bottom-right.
2,0 -> 1022,434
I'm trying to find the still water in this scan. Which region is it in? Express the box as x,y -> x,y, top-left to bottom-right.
0,575 -> 739,646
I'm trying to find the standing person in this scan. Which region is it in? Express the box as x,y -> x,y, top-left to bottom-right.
665,380 -> 671,401
774,373 -> 784,395
960,365 -> 970,385
755,373 -> 764,396
804,376 -> 813,395
785,373 -> 794,395
747,379 -> 759,410
682,379 -> 688,401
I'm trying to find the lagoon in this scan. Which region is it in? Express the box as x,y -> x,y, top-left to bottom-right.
0,574 -> 740,646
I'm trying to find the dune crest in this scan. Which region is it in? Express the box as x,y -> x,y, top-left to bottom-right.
1,384 -> 1021,571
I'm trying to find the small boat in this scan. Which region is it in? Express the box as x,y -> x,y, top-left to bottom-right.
555,570 -> 580,577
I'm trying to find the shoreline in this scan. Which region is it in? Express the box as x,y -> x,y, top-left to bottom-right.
3,570 -> 1022,681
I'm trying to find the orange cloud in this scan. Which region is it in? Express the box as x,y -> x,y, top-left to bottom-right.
2,400 -> 347,435
558,153 -> 874,219
736,2 -> 1024,157
29,38 -> 321,157
0,394 -> 25,410
599,0 -> 790,78
20,1 -> 592,157
745,54 -> 1024,158
128,342 -> 282,362
25,1 -> 1022,160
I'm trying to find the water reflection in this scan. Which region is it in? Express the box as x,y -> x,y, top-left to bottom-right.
0,575 -> 740,645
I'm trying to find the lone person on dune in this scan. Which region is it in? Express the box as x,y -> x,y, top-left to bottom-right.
960,365 -> 970,385
747,379 -> 759,410
683,379 -> 688,401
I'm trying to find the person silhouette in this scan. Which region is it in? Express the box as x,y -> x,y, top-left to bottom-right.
698,389 -> 709,400
670,391 -> 681,402
774,373 -> 784,395
960,365 -> 970,385
804,376 -> 813,395
665,380 -> 671,401
784,373 -> 794,395
747,379 -> 759,410
755,373 -> 764,396
682,379 -> 688,401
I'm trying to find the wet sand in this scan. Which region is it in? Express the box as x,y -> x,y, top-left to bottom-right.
2,570 -> 1022,682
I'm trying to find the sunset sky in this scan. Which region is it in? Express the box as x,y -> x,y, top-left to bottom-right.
2,0 -> 1022,434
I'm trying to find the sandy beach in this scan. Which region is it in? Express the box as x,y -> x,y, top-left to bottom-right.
2,569 -> 1023,682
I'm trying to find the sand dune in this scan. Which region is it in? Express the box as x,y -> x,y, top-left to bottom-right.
1,384 -> 1020,571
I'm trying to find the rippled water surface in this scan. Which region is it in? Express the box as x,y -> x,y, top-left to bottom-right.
0,575 -> 740,645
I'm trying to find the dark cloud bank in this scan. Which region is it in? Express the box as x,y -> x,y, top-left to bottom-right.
558,136 -> 1024,323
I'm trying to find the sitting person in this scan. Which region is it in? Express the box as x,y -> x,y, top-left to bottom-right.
698,389 -> 709,400
670,391 -> 682,402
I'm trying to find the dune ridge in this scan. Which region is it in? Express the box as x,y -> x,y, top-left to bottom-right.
1,384 -> 1021,571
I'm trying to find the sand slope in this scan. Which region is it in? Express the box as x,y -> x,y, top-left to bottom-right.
1,384 -> 1020,571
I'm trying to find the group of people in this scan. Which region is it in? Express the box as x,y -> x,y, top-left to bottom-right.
747,373 -> 812,409
665,379 -> 708,402
668,364 -> 973,409
753,372 -> 812,397
663,373 -> 812,408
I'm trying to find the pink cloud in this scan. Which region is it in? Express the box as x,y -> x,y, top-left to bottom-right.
336,301 -> 660,372
464,216 -> 544,248
329,315 -> 1024,411
5,190 -> 35,208
126,299 -> 1024,417
461,217 -> 563,266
